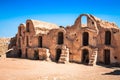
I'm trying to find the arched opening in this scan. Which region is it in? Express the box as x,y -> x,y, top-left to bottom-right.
105,31 -> 111,45
26,23 -> 30,32
26,36 -> 29,47
55,49 -> 62,62
82,32 -> 89,46
82,49 -> 89,64
38,36 -> 42,48
58,32 -> 64,45
104,49 -> 110,65
81,16 -> 87,27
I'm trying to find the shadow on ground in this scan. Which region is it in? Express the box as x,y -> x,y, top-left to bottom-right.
97,63 -> 120,69
103,70 -> 120,75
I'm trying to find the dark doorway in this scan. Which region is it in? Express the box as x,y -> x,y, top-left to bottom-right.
83,32 -> 89,46
18,49 -> 22,58
25,49 -> 28,58
105,31 -> 111,45
104,49 -> 110,65
82,49 -> 89,64
34,50 -> 39,60
55,49 -> 62,62
38,36 -> 42,47
58,32 -> 64,45
26,36 -> 29,46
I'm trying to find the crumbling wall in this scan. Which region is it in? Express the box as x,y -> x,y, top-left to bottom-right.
0,38 -> 10,58
8,36 -> 16,49
38,48 -> 50,61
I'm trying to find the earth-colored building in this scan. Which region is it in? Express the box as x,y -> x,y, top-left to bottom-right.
10,14 -> 120,65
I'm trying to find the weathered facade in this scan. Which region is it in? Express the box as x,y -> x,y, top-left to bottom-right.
11,14 -> 120,65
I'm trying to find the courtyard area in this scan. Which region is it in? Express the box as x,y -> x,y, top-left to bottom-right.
0,58 -> 120,80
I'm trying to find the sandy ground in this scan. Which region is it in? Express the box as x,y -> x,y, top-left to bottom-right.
0,58 -> 120,80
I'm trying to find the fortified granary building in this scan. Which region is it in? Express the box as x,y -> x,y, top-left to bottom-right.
8,14 -> 120,66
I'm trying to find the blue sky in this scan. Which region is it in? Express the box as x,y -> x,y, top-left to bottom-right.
0,0 -> 120,37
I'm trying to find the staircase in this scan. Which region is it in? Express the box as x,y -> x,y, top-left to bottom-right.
58,46 -> 69,63
89,48 -> 98,66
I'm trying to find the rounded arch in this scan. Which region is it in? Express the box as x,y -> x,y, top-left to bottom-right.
26,20 -> 35,35
73,14 -> 99,34
74,14 -> 89,27
18,24 -> 25,36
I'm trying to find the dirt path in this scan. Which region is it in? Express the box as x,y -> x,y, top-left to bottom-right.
0,58 -> 120,80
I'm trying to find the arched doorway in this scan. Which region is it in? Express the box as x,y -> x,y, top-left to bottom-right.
104,49 -> 110,65
38,36 -> 42,48
105,31 -> 111,45
82,32 -> 89,46
58,32 -> 64,45
55,49 -> 62,62
82,49 -> 89,64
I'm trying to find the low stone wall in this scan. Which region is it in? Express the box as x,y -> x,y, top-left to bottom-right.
38,48 -> 50,61
27,48 -> 50,60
